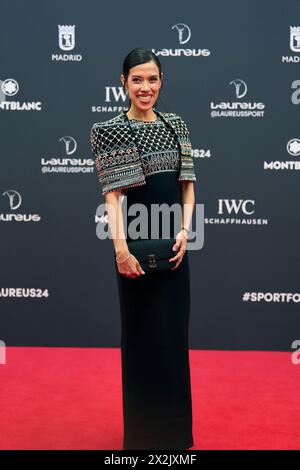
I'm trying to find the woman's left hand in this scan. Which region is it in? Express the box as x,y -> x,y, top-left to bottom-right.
169,229 -> 188,270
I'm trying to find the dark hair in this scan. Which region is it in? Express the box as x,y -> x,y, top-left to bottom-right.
122,47 -> 168,111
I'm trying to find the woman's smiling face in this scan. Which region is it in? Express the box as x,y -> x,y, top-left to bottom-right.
121,61 -> 162,113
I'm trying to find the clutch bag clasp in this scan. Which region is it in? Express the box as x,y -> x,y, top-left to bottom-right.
148,254 -> 156,269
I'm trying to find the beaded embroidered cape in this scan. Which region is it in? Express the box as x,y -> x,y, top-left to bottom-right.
90,109 -> 196,195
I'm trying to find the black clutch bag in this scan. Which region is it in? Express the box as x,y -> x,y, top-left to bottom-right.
127,238 -> 177,273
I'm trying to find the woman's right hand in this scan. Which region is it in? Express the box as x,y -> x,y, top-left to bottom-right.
117,253 -> 146,278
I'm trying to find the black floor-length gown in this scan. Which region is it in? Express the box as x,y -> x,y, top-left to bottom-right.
113,114 -> 194,450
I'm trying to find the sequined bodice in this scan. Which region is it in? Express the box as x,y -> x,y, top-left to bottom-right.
127,117 -> 181,178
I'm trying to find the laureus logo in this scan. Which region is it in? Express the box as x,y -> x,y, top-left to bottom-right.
1,190 -> 41,222
3,190 -> 22,210
40,135 -> 94,173
210,79 -> 265,118
152,23 -> 210,57
171,23 -> 191,45
229,79 -> 248,99
59,136 -> 77,155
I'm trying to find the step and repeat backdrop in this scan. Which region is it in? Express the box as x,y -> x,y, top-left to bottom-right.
0,0 -> 299,350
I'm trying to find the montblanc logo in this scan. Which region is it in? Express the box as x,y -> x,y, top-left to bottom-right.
152,23 -> 211,57
0,78 -> 42,111
52,25 -> 82,62
287,138 -> 300,156
204,199 -> 269,226
282,26 -> 300,63
210,79 -> 265,118
2,78 -> 19,96
91,86 -> 128,113
41,135 -> 94,174
264,138 -> 300,171
0,190 -> 41,222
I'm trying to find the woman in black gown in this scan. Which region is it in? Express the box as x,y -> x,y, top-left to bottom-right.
91,48 -> 196,450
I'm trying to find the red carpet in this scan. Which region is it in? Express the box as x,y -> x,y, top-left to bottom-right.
0,348 -> 299,450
